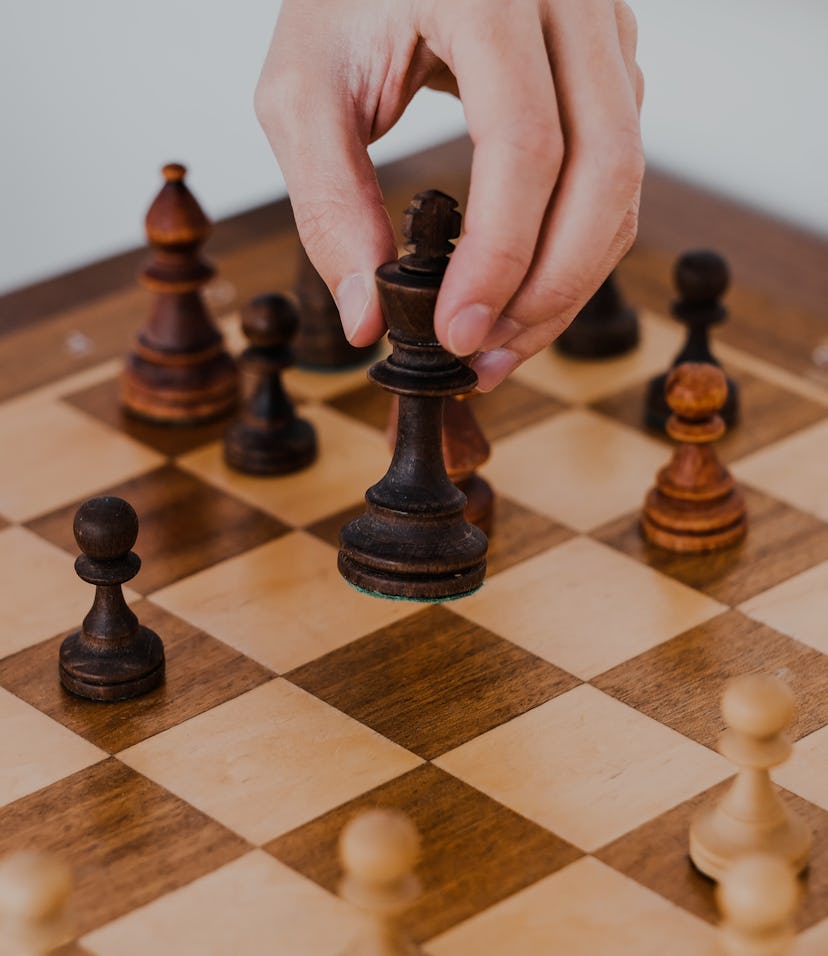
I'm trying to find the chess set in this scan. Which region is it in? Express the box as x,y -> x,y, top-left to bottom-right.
0,144 -> 827,954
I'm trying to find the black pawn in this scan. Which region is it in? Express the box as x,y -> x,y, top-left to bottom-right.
338,190 -> 488,602
59,497 -> 164,701
554,270 -> 639,358
224,294 -> 317,475
645,250 -> 739,431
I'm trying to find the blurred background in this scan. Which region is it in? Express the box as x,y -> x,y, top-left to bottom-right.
1,0 -> 826,296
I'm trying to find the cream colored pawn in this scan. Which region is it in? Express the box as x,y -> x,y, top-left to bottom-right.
0,851 -> 72,956
717,854 -> 799,956
690,674 -> 812,881
339,808 -> 422,956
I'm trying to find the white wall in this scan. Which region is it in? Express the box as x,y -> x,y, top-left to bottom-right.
1,2 -> 826,296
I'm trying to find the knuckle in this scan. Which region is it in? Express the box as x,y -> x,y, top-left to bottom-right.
504,116 -> 564,176
253,65 -> 303,140
596,128 -> 645,196
615,0 -> 639,46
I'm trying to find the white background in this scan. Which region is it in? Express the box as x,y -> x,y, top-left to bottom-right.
1,0 -> 825,295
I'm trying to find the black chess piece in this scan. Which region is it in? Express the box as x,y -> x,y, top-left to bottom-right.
554,270 -> 639,358
224,294 -> 317,475
293,244 -> 379,370
121,163 -> 238,424
59,497 -> 164,701
338,190 -> 488,602
644,250 -> 739,431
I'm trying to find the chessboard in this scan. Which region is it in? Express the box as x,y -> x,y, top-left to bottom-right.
0,143 -> 827,954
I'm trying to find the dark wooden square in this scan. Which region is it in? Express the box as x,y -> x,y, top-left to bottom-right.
26,464 -> 289,593
287,605 -> 578,760
593,609 -> 828,748
0,599 -> 274,753
595,486 -> 828,605
597,779 -> 828,931
591,366 -> 828,464
0,758 -> 249,937
62,376 -> 232,457
266,763 -> 581,942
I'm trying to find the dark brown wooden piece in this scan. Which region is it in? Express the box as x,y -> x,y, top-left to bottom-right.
224,293 -> 317,475
293,244 -> 379,369
386,394 -> 494,534
59,497 -> 165,701
645,250 -> 739,430
641,363 -> 747,552
121,163 -> 238,424
554,270 -> 639,358
338,190 -> 488,601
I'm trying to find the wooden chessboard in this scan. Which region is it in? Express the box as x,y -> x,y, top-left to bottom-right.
1,141 -> 827,954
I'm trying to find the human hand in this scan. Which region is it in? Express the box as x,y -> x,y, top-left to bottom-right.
255,0 -> 644,390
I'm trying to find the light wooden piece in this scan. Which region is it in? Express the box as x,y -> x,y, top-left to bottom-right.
717,854 -> 799,956
339,809 -> 422,956
641,362 -> 746,552
0,851 -> 72,955
690,674 -> 812,881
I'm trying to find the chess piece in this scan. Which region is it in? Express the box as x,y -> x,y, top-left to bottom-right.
644,250 -> 739,431
339,809 -> 422,956
0,851 -> 73,955
717,854 -> 799,956
690,674 -> 812,882
59,496 -> 165,701
338,190 -> 488,601
641,362 -> 746,552
293,244 -> 379,369
386,394 -> 494,535
554,270 -> 639,358
122,163 -> 238,424
224,293 -> 317,475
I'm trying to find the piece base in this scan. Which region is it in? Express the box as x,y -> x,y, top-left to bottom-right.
554,307 -> 639,359
338,551 -> 486,602
223,418 -> 318,475
59,626 -> 165,702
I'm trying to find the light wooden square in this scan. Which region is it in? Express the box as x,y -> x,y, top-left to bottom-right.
739,559 -> 828,654
118,679 -> 422,844
483,408 -> 667,532
512,311 -> 683,405
429,856 -> 715,956
457,537 -> 725,679
178,403 -> 391,527
0,687 -> 104,808
0,526 -> 93,657
0,399 -> 163,522
434,685 -> 729,852
149,531 -> 418,672
732,418 -> 828,521
777,725 -> 828,812
82,850 -> 357,956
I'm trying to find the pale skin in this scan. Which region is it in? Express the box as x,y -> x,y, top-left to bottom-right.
255,0 -> 644,391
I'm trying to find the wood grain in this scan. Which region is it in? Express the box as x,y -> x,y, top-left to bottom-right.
266,763 -> 582,942
26,464 -> 289,593
0,758 -> 249,937
596,485 -> 828,605
592,608 -> 828,747
287,604 -> 579,759
0,599 -> 274,753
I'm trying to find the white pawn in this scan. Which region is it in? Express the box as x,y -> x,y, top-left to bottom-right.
0,851 -> 72,955
339,809 -> 422,956
717,854 -> 799,956
690,674 -> 811,881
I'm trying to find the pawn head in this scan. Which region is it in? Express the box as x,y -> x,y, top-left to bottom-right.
665,362 -> 728,420
674,250 -> 730,304
339,809 -> 420,887
73,496 -> 139,561
241,293 -> 299,346
721,673 -> 796,739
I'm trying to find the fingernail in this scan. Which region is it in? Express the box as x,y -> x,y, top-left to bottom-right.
335,273 -> 369,342
470,348 -> 520,392
447,304 -> 494,356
